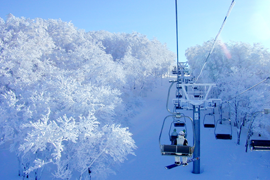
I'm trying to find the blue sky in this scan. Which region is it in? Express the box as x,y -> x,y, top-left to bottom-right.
1,0 -> 269,61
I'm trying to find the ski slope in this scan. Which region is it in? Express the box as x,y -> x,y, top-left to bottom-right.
0,77 -> 269,180
108,77 -> 270,180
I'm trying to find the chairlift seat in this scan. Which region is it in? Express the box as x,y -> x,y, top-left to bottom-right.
204,124 -> 215,128
160,145 -> 192,156
215,134 -> 232,140
250,140 -> 270,151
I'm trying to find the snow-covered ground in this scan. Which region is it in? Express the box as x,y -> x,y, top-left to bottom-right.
108,77 -> 270,180
1,77 -> 269,179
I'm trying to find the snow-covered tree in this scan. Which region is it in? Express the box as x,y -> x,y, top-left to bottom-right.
186,40 -> 270,143
0,14 -> 174,179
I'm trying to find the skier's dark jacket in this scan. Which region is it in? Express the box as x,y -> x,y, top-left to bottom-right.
174,138 -> 188,146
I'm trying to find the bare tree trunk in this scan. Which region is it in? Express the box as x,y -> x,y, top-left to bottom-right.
237,122 -> 242,145
234,99 -> 238,128
237,113 -> 247,145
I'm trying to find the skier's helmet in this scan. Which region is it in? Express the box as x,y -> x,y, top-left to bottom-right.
179,131 -> 185,136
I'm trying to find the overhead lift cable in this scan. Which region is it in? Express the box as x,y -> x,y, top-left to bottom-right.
227,77 -> 270,102
195,0 -> 235,83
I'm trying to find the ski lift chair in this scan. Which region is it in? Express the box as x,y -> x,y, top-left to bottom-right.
175,85 -> 183,99
203,112 -> 216,128
172,66 -> 177,74
176,83 -> 182,89
194,95 -> 202,98
174,100 -> 183,110
176,90 -> 183,98
214,118 -> 232,140
159,115 -> 195,157
193,87 -> 204,99
245,110 -> 270,152
250,140 -> 270,151
172,101 -> 186,128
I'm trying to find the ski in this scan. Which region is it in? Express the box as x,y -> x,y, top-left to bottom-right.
165,157 -> 200,170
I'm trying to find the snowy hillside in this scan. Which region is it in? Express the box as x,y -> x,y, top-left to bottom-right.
1,14 -> 270,180
1,77 -> 269,180
107,77 -> 270,180
0,15 -> 174,179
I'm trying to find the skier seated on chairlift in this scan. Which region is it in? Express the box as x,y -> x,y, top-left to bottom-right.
175,130 -> 188,166
170,129 -> 178,145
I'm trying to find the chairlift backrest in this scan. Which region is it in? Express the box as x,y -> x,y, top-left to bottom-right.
204,124 -> 215,128
174,122 -> 185,127
170,118 -> 187,137
216,134 -> 232,140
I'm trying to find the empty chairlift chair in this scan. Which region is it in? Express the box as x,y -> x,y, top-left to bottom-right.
246,111 -> 270,152
203,112 -> 216,128
172,66 -> 177,74
250,140 -> 270,151
245,110 -> 270,152
214,118 -> 232,140
176,91 -> 183,98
